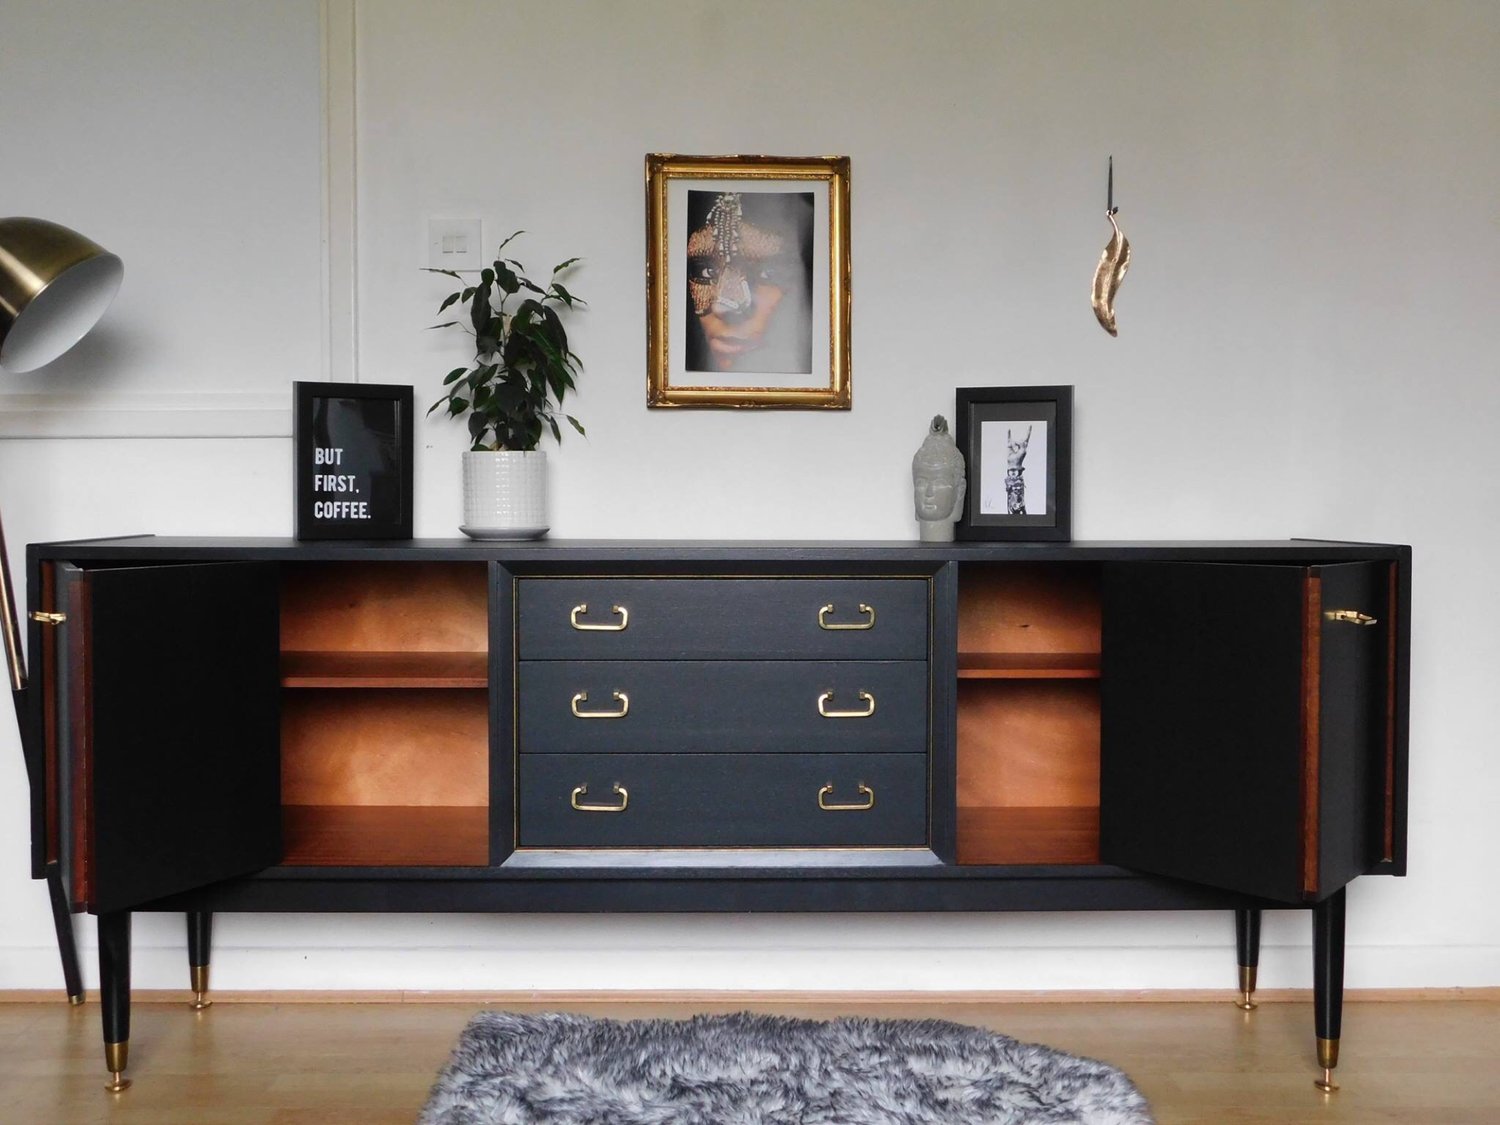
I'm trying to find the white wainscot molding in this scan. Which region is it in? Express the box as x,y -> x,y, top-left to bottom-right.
0,392 -> 292,439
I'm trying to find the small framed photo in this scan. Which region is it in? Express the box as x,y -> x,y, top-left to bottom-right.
646,153 -> 851,409
294,381 -> 414,540
955,385 -> 1073,541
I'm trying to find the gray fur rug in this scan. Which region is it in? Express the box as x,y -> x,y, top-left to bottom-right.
418,1011 -> 1153,1124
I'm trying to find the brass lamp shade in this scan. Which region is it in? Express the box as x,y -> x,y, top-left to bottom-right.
0,217 -> 123,373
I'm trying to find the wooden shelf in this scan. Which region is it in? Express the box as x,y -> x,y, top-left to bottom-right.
956,805 -> 1100,866
957,652 -> 1101,679
281,804 -> 489,867
281,650 -> 488,688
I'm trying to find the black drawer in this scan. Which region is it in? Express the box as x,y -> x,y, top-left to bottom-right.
517,578 -> 927,660
519,753 -> 927,847
518,660 -> 928,755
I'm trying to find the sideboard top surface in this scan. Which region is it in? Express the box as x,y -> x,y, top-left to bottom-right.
28,535 -> 1410,565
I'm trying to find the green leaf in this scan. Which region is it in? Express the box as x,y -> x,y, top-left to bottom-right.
443,366 -> 468,386
448,397 -> 469,415
494,263 -> 520,295
480,268 -> 495,285
421,267 -> 464,280
551,282 -> 577,309
496,229 -> 525,254
468,413 -> 488,441
547,416 -> 562,444
551,257 -> 581,275
469,281 -> 492,335
426,321 -> 459,330
566,415 -> 585,436
437,292 -> 462,314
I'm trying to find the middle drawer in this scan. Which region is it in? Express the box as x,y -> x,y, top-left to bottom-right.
518,661 -> 928,755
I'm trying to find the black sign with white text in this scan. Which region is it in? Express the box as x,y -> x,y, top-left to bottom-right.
294,381 -> 413,539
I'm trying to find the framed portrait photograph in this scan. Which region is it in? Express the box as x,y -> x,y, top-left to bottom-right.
954,385 -> 1073,541
294,381 -> 414,540
646,153 -> 851,408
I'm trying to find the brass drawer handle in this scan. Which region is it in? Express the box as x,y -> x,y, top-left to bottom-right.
818,783 -> 875,812
1324,609 -> 1378,626
818,602 -> 876,631
571,783 -> 629,812
817,689 -> 876,718
570,603 -> 629,631
571,690 -> 630,719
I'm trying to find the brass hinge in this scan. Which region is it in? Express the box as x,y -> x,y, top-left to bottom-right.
29,611 -> 66,625
1323,609 -> 1377,626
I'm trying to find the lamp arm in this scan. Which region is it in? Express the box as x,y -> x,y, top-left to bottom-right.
0,514 -> 25,693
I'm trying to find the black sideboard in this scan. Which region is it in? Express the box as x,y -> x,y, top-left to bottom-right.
19,536 -> 1410,1091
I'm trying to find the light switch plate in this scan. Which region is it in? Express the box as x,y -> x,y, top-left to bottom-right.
427,218 -> 483,270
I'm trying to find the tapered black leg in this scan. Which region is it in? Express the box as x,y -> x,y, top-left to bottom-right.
44,862 -> 84,1004
1235,907 -> 1262,1010
186,911 -> 213,1009
97,911 -> 132,1092
1312,888 -> 1346,1092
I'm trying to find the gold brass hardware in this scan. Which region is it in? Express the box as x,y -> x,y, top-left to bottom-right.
570,603 -> 629,631
1323,609 -> 1377,626
816,690 -> 876,718
817,602 -> 875,631
817,783 -> 875,811
571,690 -> 630,719
190,964 -> 211,1010
1237,965 -> 1258,1011
1315,1037 -> 1340,1092
29,611 -> 66,625
571,783 -> 629,812
104,1040 -> 131,1092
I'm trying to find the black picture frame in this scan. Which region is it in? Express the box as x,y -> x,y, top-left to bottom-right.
294,381 -> 414,540
954,385 -> 1072,542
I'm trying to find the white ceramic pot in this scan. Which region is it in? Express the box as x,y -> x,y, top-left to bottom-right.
461,450 -> 548,539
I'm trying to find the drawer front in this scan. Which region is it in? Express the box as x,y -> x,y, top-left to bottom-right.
519,753 -> 927,847
518,578 -> 928,660
519,660 -> 928,755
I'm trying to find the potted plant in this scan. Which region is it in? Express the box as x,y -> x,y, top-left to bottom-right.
426,231 -> 584,538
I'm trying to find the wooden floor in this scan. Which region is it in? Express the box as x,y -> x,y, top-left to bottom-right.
2,994 -> 1497,1123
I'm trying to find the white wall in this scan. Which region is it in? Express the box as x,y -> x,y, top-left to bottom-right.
1,0 -> 1497,993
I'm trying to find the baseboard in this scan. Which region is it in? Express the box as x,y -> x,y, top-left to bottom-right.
5,986 -> 1498,1005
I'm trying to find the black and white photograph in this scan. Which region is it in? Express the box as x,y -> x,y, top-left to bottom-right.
647,154 -> 851,408
955,385 -> 1073,541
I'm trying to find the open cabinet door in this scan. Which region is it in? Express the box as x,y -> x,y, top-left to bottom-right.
1100,561 -> 1389,904
57,561 -> 281,914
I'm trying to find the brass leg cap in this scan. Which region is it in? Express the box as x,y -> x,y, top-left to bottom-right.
105,1072 -> 132,1093
68,994 -> 85,1007
1314,1067 -> 1339,1092
1236,965 -> 1258,1010
191,991 -> 213,1011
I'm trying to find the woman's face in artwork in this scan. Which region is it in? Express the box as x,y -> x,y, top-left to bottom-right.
687,196 -> 803,371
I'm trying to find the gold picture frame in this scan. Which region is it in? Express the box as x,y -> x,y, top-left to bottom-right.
646,153 -> 851,408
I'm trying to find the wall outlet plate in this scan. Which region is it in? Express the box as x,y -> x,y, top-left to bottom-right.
427,218 -> 483,271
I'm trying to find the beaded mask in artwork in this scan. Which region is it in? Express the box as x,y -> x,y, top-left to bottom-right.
686,193 -> 787,319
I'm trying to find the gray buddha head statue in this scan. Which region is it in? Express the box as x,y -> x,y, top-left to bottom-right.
912,416 -> 966,540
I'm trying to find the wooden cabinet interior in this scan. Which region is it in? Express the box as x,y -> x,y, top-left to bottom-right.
956,564 -> 1102,865
277,563 -> 490,867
